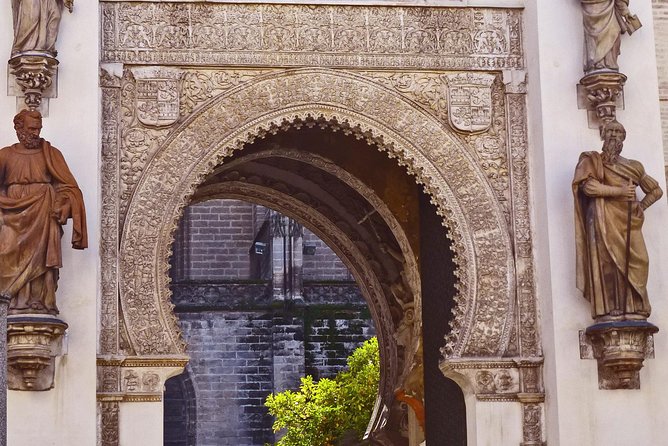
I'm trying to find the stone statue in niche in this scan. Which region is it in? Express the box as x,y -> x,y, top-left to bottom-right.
573,120 -> 661,321
11,0 -> 73,56
0,110 -> 87,315
580,0 -> 642,73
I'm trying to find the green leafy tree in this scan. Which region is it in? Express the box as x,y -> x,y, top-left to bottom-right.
265,337 -> 380,446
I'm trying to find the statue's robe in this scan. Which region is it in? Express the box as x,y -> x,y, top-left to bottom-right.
573,151 -> 656,319
0,140 -> 86,314
581,0 -> 624,71
11,0 -> 63,55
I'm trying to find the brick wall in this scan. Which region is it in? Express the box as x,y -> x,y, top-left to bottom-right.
653,0 -> 668,162
302,229 -> 352,281
172,199 -> 256,281
172,201 -> 353,282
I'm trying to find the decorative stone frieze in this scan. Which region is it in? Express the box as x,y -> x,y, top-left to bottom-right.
7,315 -> 68,391
441,359 -> 544,403
101,3 -> 523,70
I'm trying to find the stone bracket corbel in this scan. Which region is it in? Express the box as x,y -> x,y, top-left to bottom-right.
7,314 -> 67,391
577,71 -> 627,129
8,52 -> 59,114
579,320 -> 658,390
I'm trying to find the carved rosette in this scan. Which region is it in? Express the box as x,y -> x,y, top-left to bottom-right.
578,71 -> 627,128
8,53 -> 59,110
7,315 -> 68,391
585,320 -> 658,390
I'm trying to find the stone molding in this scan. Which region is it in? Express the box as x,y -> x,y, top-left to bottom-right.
101,3 -> 523,70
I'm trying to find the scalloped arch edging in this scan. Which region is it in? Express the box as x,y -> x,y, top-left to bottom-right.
118,68 -> 515,358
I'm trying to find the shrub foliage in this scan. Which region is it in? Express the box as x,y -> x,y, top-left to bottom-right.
265,337 -> 380,446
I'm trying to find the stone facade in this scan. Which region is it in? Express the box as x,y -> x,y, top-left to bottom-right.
0,1 -> 665,446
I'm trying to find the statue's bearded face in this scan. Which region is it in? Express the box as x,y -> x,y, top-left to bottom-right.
16,116 -> 42,150
602,125 -> 626,162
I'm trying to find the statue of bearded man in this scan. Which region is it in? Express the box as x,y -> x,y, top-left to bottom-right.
573,121 -> 662,321
580,0 -> 642,72
11,0 -> 73,56
0,110 -> 87,315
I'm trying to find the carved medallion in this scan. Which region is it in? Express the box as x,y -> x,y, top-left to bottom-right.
131,67 -> 182,128
446,73 -> 495,133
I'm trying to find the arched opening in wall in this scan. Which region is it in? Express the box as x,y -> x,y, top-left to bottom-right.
159,122 -> 467,445
164,198 -> 376,446
164,367 -> 197,446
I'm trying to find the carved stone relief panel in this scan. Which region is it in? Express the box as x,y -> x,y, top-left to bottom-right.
100,69 -> 121,356
116,69 -> 515,358
356,71 -> 511,220
101,3 -> 523,70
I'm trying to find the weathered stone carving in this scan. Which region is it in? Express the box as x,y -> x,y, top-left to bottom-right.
574,121 -> 662,321
8,54 -> 58,110
577,1 -> 640,127
446,73 -> 495,133
585,321 -> 658,389
441,359 -> 544,403
100,69 -> 121,355
580,0 -> 641,73
98,4 -> 540,441
7,314 -> 67,390
573,120 -> 662,389
101,3 -> 523,70
117,69 -> 514,360
521,403 -> 544,446
131,67 -> 182,128
577,71 -> 627,127
99,400 -> 120,446
9,0 -> 73,110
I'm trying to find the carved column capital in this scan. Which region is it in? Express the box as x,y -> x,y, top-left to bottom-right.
585,320 -> 658,390
7,314 -> 68,391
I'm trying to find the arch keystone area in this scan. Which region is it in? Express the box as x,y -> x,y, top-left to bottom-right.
119,68 -> 515,358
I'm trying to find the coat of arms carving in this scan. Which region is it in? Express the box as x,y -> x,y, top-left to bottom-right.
132,67 -> 182,128
446,73 -> 495,133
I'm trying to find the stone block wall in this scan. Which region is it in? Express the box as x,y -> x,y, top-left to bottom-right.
172,199 -> 256,281
166,285 -> 375,446
176,311 -> 275,446
302,229 -> 352,281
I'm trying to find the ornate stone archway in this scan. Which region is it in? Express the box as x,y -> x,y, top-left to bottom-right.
96,3 -> 545,444
118,68 -> 515,362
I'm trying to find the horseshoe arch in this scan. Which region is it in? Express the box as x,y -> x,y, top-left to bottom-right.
118,68 -> 515,361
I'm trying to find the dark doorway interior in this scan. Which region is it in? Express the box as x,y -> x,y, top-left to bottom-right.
420,188 -> 467,446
